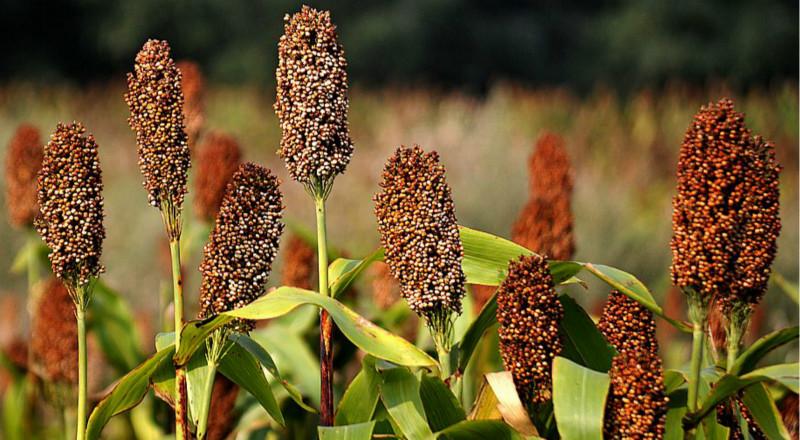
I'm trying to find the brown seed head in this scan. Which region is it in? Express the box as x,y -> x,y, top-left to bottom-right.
604,351 -> 668,439
780,393 -> 799,440
125,39 -> 191,216
36,122 -> 105,288
512,132 -> 574,260
176,60 -> 205,150
5,123 -> 43,227
198,163 -> 284,332
206,374 -> 239,440
274,6 -> 353,188
598,290 -> 659,356
371,262 -> 401,310
31,278 -> 78,384
671,98 -> 781,309
281,234 -> 316,290
193,132 -> 242,222
496,254 -> 563,406
374,145 -> 466,332
3,338 -> 28,372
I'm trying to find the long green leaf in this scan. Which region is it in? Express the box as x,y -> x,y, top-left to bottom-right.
552,357 -> 610,440
251,324 -> 321,406
177,287 -> 437,370
436,420 -> 522,439
558,295 -> 615,372
318,421 -> 376,440
740,382 -> 791,440
379,367 -> 434,440
420,374 -> 466,431
729,327 -> 799,375
741,363 -> 799,393
336,356 -> 380,426
329,248 -> 384,299
459,226 -> 533,285
86,346 -> 175,440
455,291 -> 498,373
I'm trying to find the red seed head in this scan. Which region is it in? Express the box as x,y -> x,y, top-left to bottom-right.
604,351 -> 668,439
598,290 -> 659,356
193,132 -> 242,222
176,60 -> 205,150
5,123 -> 43,228
370,262 -> 401,311
31,278 -> 78,384
281,234 -> 316,290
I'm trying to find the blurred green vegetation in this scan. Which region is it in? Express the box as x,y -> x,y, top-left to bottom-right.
1,0 -> 797,91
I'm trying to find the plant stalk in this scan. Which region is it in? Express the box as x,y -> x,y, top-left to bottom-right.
76,303 -> 88,440
726,309 -> 747,372
687,292 -> 708,414
195,362 -> 218,440
169,239 -> 188,440
314,194 -> 335,426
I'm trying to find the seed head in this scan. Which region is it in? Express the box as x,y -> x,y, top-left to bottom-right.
198,163 -> 284,332
31,278 -> 78,384
36,122 -> 105,288
598,290 -> 659,356
126,39 -> 191,221
671,98 -> 781,309
371,262 -> 401,310
5,123 -> 43,228
281,234 -> 315,290
176,60 -> 205,150
2,338 -> 28,373
374,145 -> 466,333
496,254 -> 563,406
780,393 -> 798,440
512,132 -> 574,260
604,351 -> 668,439
717,396 -> 767,440
274,6 -> 353,188
193,132 -> 242,222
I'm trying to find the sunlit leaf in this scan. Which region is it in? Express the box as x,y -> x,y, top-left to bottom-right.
379,367 -> 434,439
336,356 -> 380,426
552,357 -> 610,440
740,382 -> 791,440
420,374 -> 466,431
329,248 -> 384,299
729,327 -> 799,375
436,420 -> 523,439
318,421 -> 376,440
469,371 -> 538,436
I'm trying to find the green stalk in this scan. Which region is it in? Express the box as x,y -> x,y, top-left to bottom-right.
76,302 -> 88,440
687,292 -> 708,414
726,309 -> 747,372
169,239 -> 188,440
433,335 -> 452,381
314,194 -> 335,426
195,362 -> 218,440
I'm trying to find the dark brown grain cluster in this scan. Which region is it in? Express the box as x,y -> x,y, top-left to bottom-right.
36,122 -> 105,287
281,234 -> 315,290
198,163 -> 284,332
274,6 -> 353,187
176,60 -> 205,149
512,132 -> 574,260
598,290 -> 658,356
496,254 -> 563,406
31,278 -> 78,384
374,145 -> 466,329
5,123 -> 43,227
126,39 -> 191,213
604,352 -> 668,439
193,132 -> 242,222
671,98 -> 781,311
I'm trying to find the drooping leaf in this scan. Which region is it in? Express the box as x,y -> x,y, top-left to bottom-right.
557,295 -> 615,372
329,248 -> 384,299
318,421 -> 376,440
88,281 -> 144,372
336,356 -> 381,426
379,367 -> 434,440
740,382 -> 792,440
420,374 -> 466,431
741,363 -> 799,393
729,327 -> 799,375
469,371 -> 538,436
86,346 -> 175,440
436,420 -> 523,439
552,357 -> 610,440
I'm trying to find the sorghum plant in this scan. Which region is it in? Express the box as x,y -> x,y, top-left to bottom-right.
274,5 -> 354,426
176,60 -> 205,150
125,38 -> 192,438
282,234 -> 316,290
193,132 -> 242,223
5,124 -> 42,229
36,122 -> 104,440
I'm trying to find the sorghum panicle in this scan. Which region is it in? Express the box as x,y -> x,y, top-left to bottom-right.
31,278 -> 78,384
671,98 -> 781,309
374,145 -> 466,333
512,132 -> 574,260
274,6 -> 353,189
198,163 -> 284,332
36,122 -> 105,289
598,290 -> 659,356
496,254 -> 563,406
176,60 -> 205,150
125,39 -> 191,222
370,262 -> 401,311
281,234 -> 316,290
604,352 -> 668,439
5,123 -> 43,227
194,132 -> 242,222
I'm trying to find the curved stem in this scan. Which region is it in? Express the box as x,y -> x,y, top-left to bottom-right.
315,195 -> 335,426
169,239 -> 188,440
76,304 -> 87,440
195,362 -> 218,440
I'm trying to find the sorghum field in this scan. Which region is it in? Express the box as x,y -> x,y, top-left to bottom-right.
0,6 -> 797,440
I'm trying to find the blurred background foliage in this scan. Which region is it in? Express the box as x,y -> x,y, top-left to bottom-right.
1,0 -> 797,91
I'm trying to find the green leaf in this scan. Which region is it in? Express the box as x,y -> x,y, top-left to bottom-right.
185,346 -> 214,426
772,272 -> 799,304
552,357 -> 610,440
177,287 -> 437,370
557,294 -> 615,372
379,367 -> 434,440
329,248 -> 384,299
2,377 -> 29,440
217,339 -> 285,426
229,333 -> 316,412
318,421 -> 376,440
455,291 -> 498,373
742,363 -> 799,393
86,345 -> 175,440
469,371 -> 538,436
740,382 -> 792,440
420,374 -> 466,431
251,324 -> 321,406
664,406 -> 687,440
459,226 -> 533,285
436,420 -> 522,439
88,281 -> 144,372
336,356 -> 381,426
664,369 -> 687,394
729,327 -> 799,375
